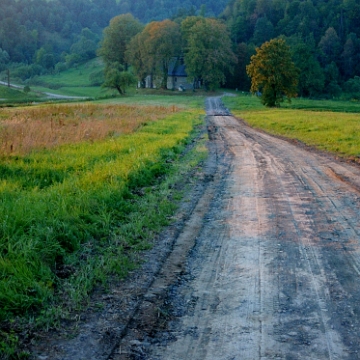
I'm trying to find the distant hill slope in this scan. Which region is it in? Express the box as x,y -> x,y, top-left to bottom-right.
0,0 -> 229,65
122,0 -> 229,21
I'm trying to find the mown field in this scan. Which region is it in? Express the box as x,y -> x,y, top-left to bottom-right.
0,99 -> 206,358
223,95 -> 360,161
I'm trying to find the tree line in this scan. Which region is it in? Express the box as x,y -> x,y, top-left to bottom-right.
221,0 -> 360,98
2,0 -> 360,100
98,14 -> 237,93
0,0 -> 226,78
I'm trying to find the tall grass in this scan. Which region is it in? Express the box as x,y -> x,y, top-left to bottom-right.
0,103 -> 205,348
0,103 -> 179,155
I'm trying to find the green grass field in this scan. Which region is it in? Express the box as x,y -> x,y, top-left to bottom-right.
0,101 -> 206,358
1,58 -> 111,102
1,56 -> 217,104
99,91 -> 208,108
223,94 -> 360,159
38,58 -> 104,88
0,85 -> 41,104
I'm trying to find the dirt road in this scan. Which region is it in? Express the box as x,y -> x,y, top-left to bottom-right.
33,97 -> 360,360
111,97 -> 360,360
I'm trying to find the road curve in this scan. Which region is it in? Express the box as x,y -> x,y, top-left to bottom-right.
139,97 -> 360,360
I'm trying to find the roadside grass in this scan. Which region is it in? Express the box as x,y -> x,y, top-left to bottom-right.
223,93 -> 360,113
223,94 -> 360,159
282,97 -> 360,113
0,103 -> 206,358
99,91 -> 209,109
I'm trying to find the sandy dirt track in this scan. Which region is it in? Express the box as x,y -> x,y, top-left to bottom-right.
112,97 -> 360,360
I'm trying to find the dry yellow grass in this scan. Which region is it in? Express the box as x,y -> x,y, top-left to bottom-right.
0,103 -> 179,155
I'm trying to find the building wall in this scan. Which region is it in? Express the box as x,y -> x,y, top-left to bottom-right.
167,76 -> 192,90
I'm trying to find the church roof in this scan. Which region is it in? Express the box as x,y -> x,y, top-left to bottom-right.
168,57 -> 187,77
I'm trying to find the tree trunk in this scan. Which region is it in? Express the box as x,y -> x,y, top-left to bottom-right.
162,62 -> 168,89
115,85 -> 123,95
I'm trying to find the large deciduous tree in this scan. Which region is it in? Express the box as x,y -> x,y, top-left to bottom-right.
98,14 -> 142,95
126,31 -> 149,88
145,20 -> 181,89
181,17 -> 237,90
127,20 -> 181,89
246,38 -> 299,107
98,13 -> 143,69
102,62 -> 136,95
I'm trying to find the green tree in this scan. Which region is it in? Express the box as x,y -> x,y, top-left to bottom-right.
35,47 -> 55,70
126,20 -> 181,89
98,13 -> 143,69
0,48 -> 9,71
70,28 -> 99,62
341,33 -> 360,79
318,27 -> 341,66
102,62 -> 136,95
252,16 -> 274,46
344,75 -> 360,99
181,17 -> 236,90
126,31 -> 149,87
143,20 -> 182,89
224,42 -> 253,90
246,38 -> 299,107
324,61 -> 341,98
292,40 -> 324,97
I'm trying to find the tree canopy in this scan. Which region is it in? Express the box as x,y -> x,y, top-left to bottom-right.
141,20 -> 181,88
247,38 -> 299,107
182,17 -> 237,90
3,0 -> 360,99
98,14 -> 143,68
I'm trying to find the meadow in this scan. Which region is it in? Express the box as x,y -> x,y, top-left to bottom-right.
4,68 -> 360,356
0,85 -> 40,105
223,95 -> 360,160
0,103 -> 179,155
0,100 -> 206,357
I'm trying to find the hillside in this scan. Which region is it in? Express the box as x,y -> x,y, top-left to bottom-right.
0,0 -> 228,67
2,0 -> 360,99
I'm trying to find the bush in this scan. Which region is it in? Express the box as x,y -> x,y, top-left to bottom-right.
11,64 -> 44,81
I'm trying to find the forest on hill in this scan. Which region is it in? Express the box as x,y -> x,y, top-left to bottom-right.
1,0 -> 360,98
0,0 -> 227,66
221,0 -> 360,96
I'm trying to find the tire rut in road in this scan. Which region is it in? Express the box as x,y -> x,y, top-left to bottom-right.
110,114 -> 233,360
